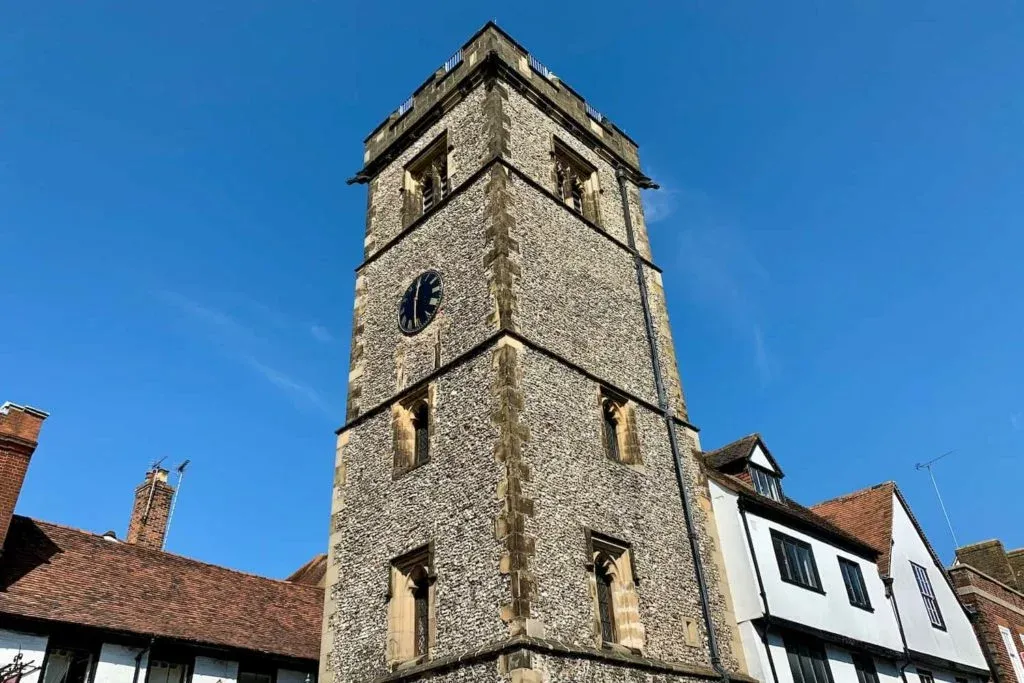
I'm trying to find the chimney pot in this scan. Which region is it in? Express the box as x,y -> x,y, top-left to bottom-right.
0,401 -> 48,554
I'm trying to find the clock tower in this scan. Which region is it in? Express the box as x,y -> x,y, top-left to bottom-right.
322,23 -> 746,683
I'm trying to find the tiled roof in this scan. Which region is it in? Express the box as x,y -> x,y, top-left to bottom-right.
286,554 -> 328,587
703,434 -> 760,470
706,470 -> 879,558
811,482 -> 895,574
703,433 -> 784,476
0,516 -> 322,661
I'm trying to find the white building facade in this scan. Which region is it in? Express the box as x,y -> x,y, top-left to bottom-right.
815,483 -> 990,683
706,435 -> 990,683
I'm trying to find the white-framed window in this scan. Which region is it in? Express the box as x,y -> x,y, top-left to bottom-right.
750,465 -> 783,501
911,562 -> 945,629
147,660 -> 188,683
1000,625 -> 1024,683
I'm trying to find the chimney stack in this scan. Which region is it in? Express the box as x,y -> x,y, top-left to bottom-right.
0,402 -> 49,554
126,467 -> 175,550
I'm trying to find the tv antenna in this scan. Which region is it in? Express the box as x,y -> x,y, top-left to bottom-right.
915,450 -> 959,549
165,459 -> 191,546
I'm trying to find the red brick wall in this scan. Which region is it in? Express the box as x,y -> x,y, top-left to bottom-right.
950,563 -> 1024,683
0,403 -> 47,552
126,470 -> 175,550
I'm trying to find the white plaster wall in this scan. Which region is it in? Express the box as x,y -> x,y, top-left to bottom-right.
750,445 -> 775,472
94,644 -> 148,683
738,621 -> 770,683
910,663 -> 983,683
0,629 -> 48,683
276,670 -> 311,683
889,494 -> 989,671
193,657 -> 238,683
763,630 -> 902,683
709,480 -> 764,622
745,511 -> 903,651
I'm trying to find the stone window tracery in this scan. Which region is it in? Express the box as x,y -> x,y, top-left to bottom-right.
393,385 -> 434,477
584,531 -> 645,652
403,133 -> 450,225
599,389 -> 641,465
552,138 -> 599,223
387,545 -> 435,667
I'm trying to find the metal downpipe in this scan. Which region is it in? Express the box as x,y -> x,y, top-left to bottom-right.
616,166 -> 729,682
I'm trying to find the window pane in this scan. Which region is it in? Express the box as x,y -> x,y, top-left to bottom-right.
596,563 -> 616,643
42,651 -> 73,683
413,580 -> 430,656
785,638 -> 832,683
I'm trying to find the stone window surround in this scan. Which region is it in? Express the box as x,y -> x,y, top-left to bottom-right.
550,136 -> 601,225
392,384 -> 436,479
401,131 -> 454,227
583,530 -> 645,653
386,544 -> 437,668
598,386 -> 642,467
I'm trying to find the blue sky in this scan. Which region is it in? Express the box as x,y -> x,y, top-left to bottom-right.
3,3 -> 1021,578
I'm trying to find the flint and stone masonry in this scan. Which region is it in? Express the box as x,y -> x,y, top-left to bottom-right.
323,23 -> 747,683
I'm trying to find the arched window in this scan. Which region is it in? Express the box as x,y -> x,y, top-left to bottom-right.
412,574 -> 430,657
602,400 -> 621,462
404,133 -> 450,224
388,546 -> 434,665
553,139 -> 598,222
595,556 -> 617,644
412,402 -> 430,466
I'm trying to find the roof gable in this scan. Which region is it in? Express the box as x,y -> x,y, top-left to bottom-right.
749,444 -> 776,473
704,433 -> 785,477
811,482 -> 895,574
0,516 -> 322,661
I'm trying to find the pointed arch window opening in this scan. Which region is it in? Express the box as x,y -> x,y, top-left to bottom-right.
412,401 -> 430,466
553,138 -> 598,223
603,400 -> 621,462
595,555 -> 618,644
412,574 -> 430,657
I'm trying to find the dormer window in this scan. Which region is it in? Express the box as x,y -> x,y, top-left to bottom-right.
750,465 -> 783,502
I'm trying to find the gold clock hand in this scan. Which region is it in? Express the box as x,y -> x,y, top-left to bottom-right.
413,278 -> 421,326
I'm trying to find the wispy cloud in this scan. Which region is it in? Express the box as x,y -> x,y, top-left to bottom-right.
1011,412 -> 1022,431
644,187 -> 679,224
156,290 -> 337,416
653,184 -> 778,386
310,324 -> 334,343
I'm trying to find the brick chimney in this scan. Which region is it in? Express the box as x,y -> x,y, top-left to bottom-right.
956,539 -> 1018,589
126,467 -> 175,550
1007,548 -> 1024,589
0,402 -> 49,554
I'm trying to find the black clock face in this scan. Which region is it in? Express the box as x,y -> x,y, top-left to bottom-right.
398,270 -> 444,335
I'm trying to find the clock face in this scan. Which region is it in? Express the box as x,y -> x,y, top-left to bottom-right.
398,270 -> 444,335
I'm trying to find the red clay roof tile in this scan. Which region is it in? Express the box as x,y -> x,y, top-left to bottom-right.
0,516 -> 322,661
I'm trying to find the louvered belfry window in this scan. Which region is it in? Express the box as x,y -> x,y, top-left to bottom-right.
553,139 -> 598,222
405,134 -> 450,224
556,157 -> 585,213
418,155 -> 449,213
